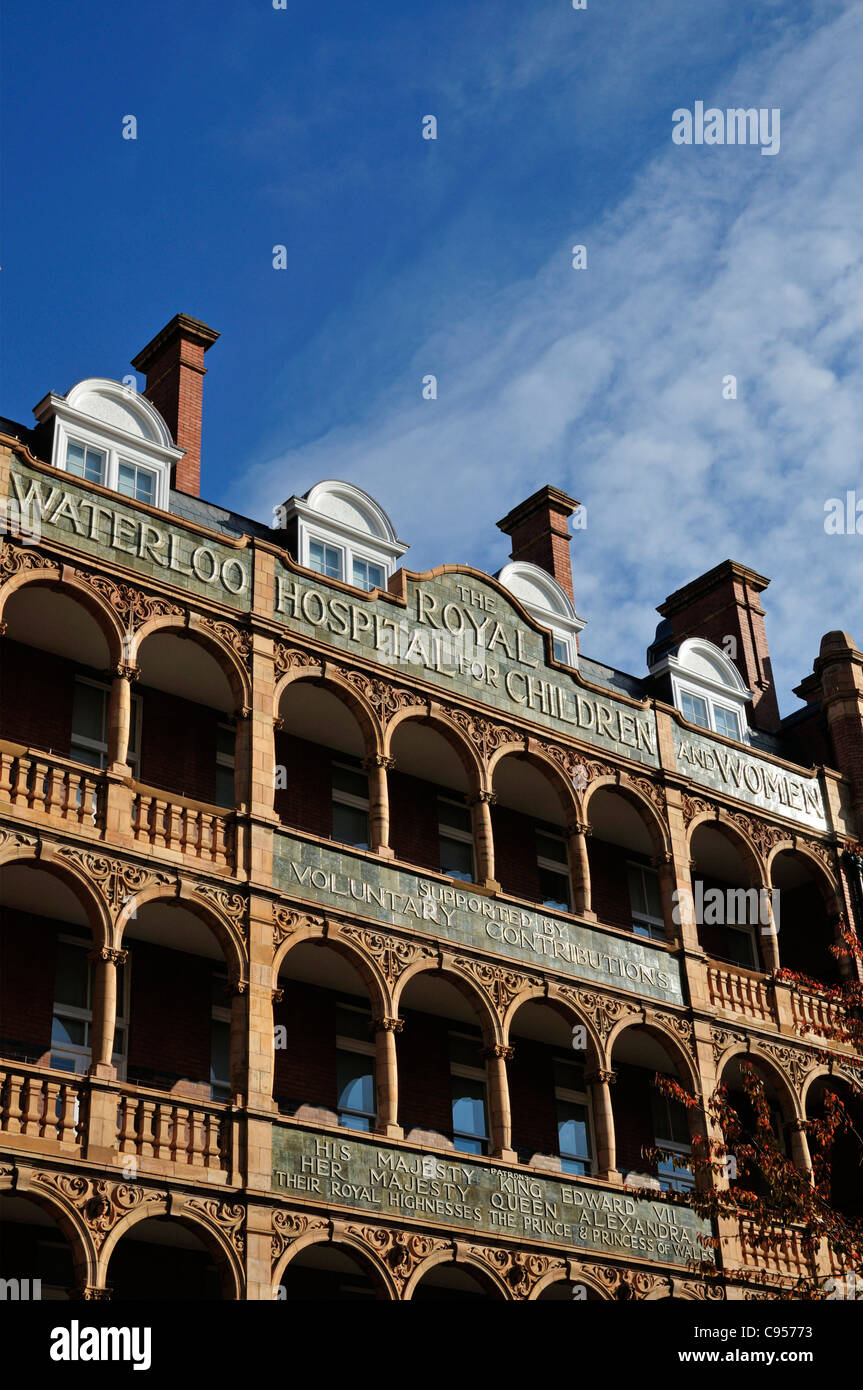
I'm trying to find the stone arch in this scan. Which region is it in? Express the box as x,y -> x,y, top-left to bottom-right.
0,844 -> 113,952
714,1045 -> 803,1124
386,705 -> 485,790
393,957 -> 505,1046
132,614 -> 250,713
0,566 -> 125,669
274,664 -> 382,757
489,743 -> 579,821
275,920 -> 391,1020
608,1015 -> 700,1095
114,881 -> 247,986
528,1266 -> 611,1300
686,810 -> 766,881
98,1196 -> 244,1298
766,842 -> 840,901
404,1246 -> 512,1300
583,775 -> 671,857
504,984 -> 604,1070
2,1170 -> 97,1292
272,1227 -> 397,1299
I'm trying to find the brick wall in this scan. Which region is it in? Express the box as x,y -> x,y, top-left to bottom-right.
588,838 -> 636,930
398,1008 -> 455,1138
509,1038 -> 559,1157
126,943 -> 212,1088
273,979 -> 338,1110
0,640 -> 74,755
491,806 -> 543,903
388,769 -> 440,871
137,686 -> 221,804
0,907 -> 57,1061
613,1063 -> 656,1174
274,732 -> 333,837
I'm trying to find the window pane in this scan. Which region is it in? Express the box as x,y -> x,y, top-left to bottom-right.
440,834 -> 473,881
337,1052 -> 375,1117
216,725 -> 236,759
333,802 -> 369,849
438,799 -> 471,834
54,942 -> 89,1009
681,691 -> 709,729
643,867 -> 663,919
352,558 -> 384,592
553,638 -> 569,664
309,540 -> 342,579
51,1014 -> 86,1046
71,682 -> 106,745
558,1101 -> 591,1162
210,1019 -> 230,1089
50,1053 -> 80,1073
336,1007 -> 371,1043
215,764 -> 234,808
332,764 -> 368,800
451,1078 -> 487,1141
536,831 -> 568,865
538,867 -> 570,912
713,705 -> 739,740
65,442 -> 86,475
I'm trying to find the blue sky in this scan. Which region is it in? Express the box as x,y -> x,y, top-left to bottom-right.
3,0 -> 862,711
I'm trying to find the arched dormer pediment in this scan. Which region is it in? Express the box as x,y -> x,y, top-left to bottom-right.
650,633 -> 752,744
497,560 -> 585,667
33,378 -> 183,512
276,479 -> 408,594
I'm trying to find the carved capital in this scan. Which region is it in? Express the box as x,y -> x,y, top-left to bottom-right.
86,947 -> 128,967
482,1044 -> 514,1062
113,662 -> 140,682
585,1069 -> 617,1087
467,790 -> 497,807
362,754 -> 395,772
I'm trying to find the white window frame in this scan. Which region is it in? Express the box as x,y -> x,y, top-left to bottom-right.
71,675 -> 141,774
336,1004 -> 377,1130
210,970 -> 232,1103
536,829 -> 571,911
308,536 -> 345,582
350,554 -> 386,594
117,457 -> 158,507
627,861 -> 665,941
303,528 -> 392,594
553,1054 -> 595,1175
332,759 -> 371,849
54,418 -> 168,511
670,673 -> 749,745
51,934 -> 129,1078
449,1031 -> 489,1154
438,796 -> 475,882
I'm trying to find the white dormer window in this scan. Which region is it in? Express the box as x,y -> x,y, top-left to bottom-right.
651,637 -> 752,744
277,480 -> 407,593
496,561 -> 585,668
33,378 -> 183,514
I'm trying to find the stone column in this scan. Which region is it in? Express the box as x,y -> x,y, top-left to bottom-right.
586,1069 -> 618,1181
87,948 -> 127,1078
565,821 -> 594,918
469,791 -> 498,888
759,882 -> 782,972
373,1017 -> 403,1138
789,1119 -> 814,1183
107,664 -> 139,771
364,755 -> 395,859
484,1044 -> 515,1161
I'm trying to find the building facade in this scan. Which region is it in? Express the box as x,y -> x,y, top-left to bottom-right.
1,314 -> 862,1301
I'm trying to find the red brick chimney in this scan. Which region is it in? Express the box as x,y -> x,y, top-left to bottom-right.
797,632 -> 863,819
496,485 -> 578,602
131,314 -> 219,497
657,560 -> 780,733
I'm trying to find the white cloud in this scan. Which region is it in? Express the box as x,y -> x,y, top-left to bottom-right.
237,0 -> 863,714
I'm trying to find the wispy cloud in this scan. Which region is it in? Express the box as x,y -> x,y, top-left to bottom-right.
235,0 -> 863,714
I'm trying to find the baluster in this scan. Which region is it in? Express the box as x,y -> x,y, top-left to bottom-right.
21,1075 -> 43,1135
3,1073 -> 24,1133
11,756 -> 30,807
152,800 -> 167,849
138,1099 -> 156,1157
189,1109 -> 206,1167
118,1095 -> 138,1153
42,1080 -> 61,1139
154,1103 -> 172,1160
204,1112 -> 222,1168
0,750 -> 15,798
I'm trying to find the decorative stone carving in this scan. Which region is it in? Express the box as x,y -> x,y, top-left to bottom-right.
443,708 -> 514,761
471,1246 -> 566,1299
186,1198 -> 245,1253
192,883 -> 248,940
562,987 -> 636,1043
727,811 -> 785,861
648,1009 -> 695,1049
36,1174 -> 163,1250
628,774 -> 667,818
338,924 -> 436,986
73,570 -> 184,631
343,669 -> 426,726
710,1025 -> 746,1065
0,543 -> 58,581
272,1208 -> 329,1262
758,1040 -> 818,1091
0,824 -> 39,856
274,643 -> 320,677
272,903 -> 325,950
451,957 -> 541,1014
346,1224 -> 449,1294
197,616 -> 252,667
54,847 -> 172,918
592,1263 -> 665,1300
682,795 -> 715,825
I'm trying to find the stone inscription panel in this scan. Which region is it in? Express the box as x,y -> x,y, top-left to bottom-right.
272,1126 -> 715,1268
674,727 -> 828,833
274,831 -> 684,1006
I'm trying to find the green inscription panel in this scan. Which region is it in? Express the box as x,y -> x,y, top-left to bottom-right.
272,1126 -> 715,1268
274,831 -> 684,1006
